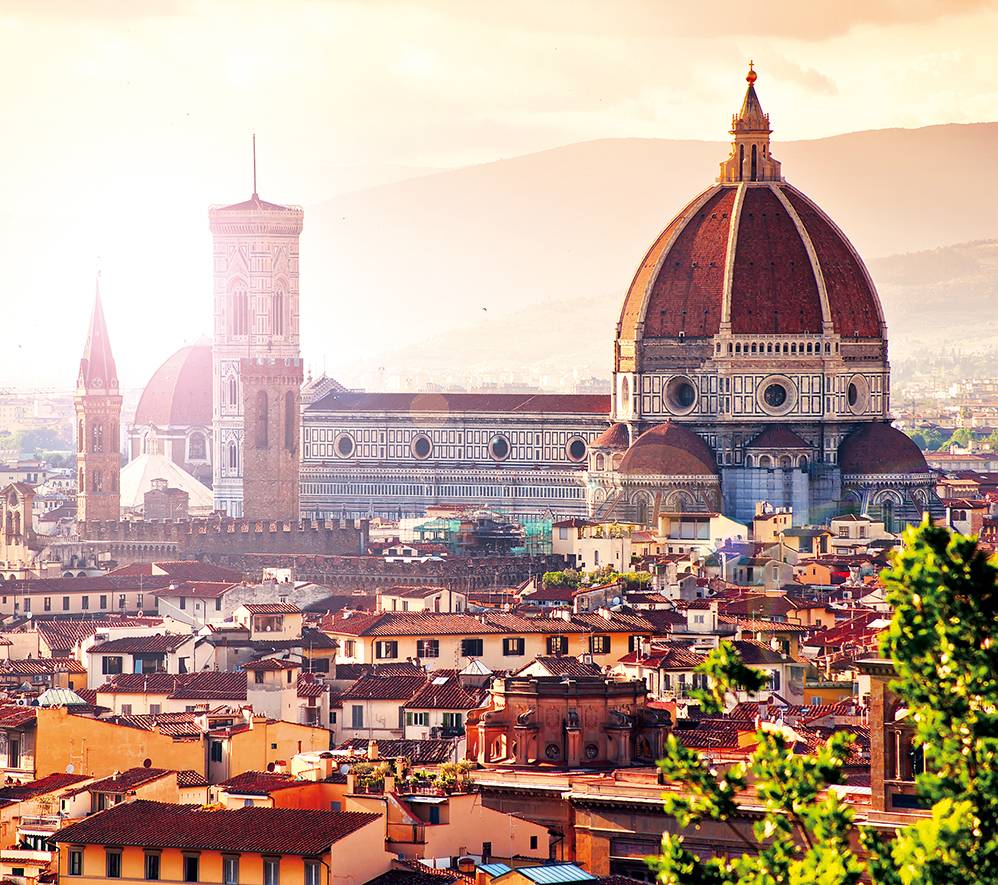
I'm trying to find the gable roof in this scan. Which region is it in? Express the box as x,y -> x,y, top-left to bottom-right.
0,773 -> 90,801
55,800 -> 379,855
405,676 -> 487,711
334,738 -> 458,764
340,674 -> 428,702
89,634 -> 190,655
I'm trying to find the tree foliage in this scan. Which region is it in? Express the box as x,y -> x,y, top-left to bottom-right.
651,519 -> 998,885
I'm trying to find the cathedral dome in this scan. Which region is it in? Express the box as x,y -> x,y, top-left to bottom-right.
617,422 -> 718,477
134,343 -> 212,428
617,69 -> 885,349
838,423 -> 930,476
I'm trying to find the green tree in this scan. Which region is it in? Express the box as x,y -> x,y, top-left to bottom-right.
650,520 -> 997,885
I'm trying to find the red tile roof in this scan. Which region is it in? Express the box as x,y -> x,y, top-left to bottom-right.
241,603 -> 302,614
97,672 -> 248,700
36,618 -> 165,654
618,423 -> 718,477
327,612 -> 504,637
335,738 -> 458,764
616,644 -> 706,670
745,426 -> 811,449
340,675 -> 427,702
0,657 -> 87,675
54,800 -> 379,854
219,770 -> 300,795
405,676 -> 486,711
515,656 -> 604,678
133,344 -> 212,428
152,581 -> 237,599
89,634 -> 190,654
0,705 -> 37,728
838,423 -> 930,476
0,773 -> 90,801
244,658 -> 300,671
80,767 -> 172,795
591,423 -> 630,451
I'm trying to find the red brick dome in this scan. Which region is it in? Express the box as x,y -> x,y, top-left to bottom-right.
134,343 -> 212,427
618,422 -> 718,477
592,423 -> 630,450
838,423 -> 930,476
618,181 -> 885,343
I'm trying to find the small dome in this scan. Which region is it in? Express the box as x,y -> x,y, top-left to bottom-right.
618,423 -> 718,477
838,423 -> 930,476
592,423 -> 630,450
134,344 -> 212,427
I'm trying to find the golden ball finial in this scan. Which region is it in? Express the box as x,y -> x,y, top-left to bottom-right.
746,60 -> 757,85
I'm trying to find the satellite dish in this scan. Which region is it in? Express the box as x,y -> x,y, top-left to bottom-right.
66,764 -> 75,774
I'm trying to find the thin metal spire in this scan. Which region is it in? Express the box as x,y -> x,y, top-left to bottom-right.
252,133 -> 258,197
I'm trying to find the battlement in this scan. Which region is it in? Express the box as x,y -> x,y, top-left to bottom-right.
78,516 -> 368,557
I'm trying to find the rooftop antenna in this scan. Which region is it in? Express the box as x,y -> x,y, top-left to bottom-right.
252,133 -> 258,198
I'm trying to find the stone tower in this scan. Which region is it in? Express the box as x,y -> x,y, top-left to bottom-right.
75,283 -> 122,523
208,157 -> 304,517
240,356 -> 304,520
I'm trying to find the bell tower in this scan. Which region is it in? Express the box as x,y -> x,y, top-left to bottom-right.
74,281 -> 122,524
209,141 -> 304,517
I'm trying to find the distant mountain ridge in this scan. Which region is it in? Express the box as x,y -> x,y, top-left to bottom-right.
297,123 -> 998,383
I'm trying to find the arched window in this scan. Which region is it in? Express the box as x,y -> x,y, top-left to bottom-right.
78,420 -> 84,452
758,455 -> 772,469
91,422 -> 103,453
188,432 -> 206,461
751,144 -> 758,181
11,512 -> 19,537
272,290 -> 285,336
229,377 -> 238,407
255,390 -> 269,449
92,470 -> 103,493
79,469 -> 85,492
882,498 -> 897,534
739,143 -> 745,181
230,285 -> 249,336
284,391 -> 296,453
228,442 -> 238,471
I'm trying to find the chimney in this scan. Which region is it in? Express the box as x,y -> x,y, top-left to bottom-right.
368,739 -> 379,761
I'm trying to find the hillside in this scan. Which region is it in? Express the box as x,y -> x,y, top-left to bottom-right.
298,122 -> 998,383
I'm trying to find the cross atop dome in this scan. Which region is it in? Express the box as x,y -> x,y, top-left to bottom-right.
718,62 -> 782,183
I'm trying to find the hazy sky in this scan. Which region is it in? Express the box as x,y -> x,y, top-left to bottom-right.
4,0 -> 998,390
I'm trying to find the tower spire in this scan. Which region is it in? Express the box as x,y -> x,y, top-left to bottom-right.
718,61 -> 782,184
252,133 -> 258,198
79,274 -> 118,392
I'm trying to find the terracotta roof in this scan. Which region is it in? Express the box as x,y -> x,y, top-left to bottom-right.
90,634 -> 190,654
326,612 -> 504,637
0,657 -> 87,675
133,344 -> 212,428
570,612 -> 655,633
838,423 -> 930,476
35,618 -> 165,654
98,671 -> 248,700
591,423 -> 630,451
335,738 -> 458,764
732,640 -> 795,665
219,770 -> 300,795
333,663 -> 423,681
109,562 -> 243,583
380,585 -> 448,599
55,800 -> 379,854
0,773 -> 90,801
405,676 -> 486,710
617,644 -> 706,670
152,581 -> 236,599
0,705 -> 37,728
340,674 -> 427,702
618,423 -> 718,477
240,603 -> 302,614
745,427 -> 811,449
243,658 -> 300,671
176,769 -> 208,788
82,767 -> 172,794
107,712 -> 203,739
483,613 -> 588,634
618,181 -> 883,343
309,391 -> 610,416
719,616 -> 808,633
515,656 -> 603,678
297,675 -> 328,698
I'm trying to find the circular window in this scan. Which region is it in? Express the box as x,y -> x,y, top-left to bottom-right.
666,376 -> 697,414
489,434 -> 510,461
846,375 -> 870,415
566,437 -> 588,463
584,743 -> 599,760
764,383 -> 787,408
335,433 -> 355,458
756,375 -> 797,416
545,743 -> 561,760
411,434 -> 432,460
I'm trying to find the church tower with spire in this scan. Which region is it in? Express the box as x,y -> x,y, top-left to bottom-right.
208,141 -> 304,518
74,281 -> 123,523
718,62 -> 783,183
